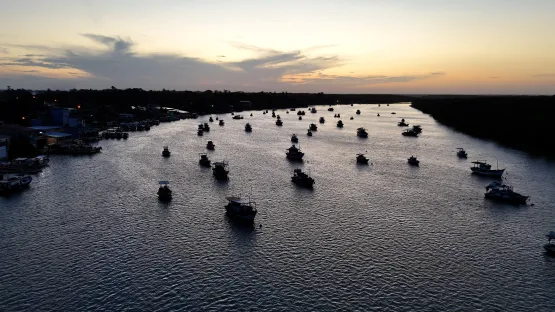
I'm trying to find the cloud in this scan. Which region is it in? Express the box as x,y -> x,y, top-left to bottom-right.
81,33 -> 134,54
0,34 -> 445,92
282,72 -> 446,87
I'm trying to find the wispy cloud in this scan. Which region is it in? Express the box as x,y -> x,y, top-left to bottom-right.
282,72 -> 446,87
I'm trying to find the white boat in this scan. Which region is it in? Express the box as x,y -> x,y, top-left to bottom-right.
471,160 -> 505,178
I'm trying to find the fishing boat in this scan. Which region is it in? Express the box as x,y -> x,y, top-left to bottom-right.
544,232 -> 555,254
0,174 -> 32,195
356,153 -> 369,164
402,129 -> 418,137
213,161 -> 229,180
357,127 -> 368,138
291,134 -> 298,143
484,182 -> 529,204
157,181 -> 172,201
162,146 -> 171,157
286,145 -> 304,160
245,123 -> 252,132
398,119 -> 409,127
337,120 -> 344,128
356,109 -> 361,115
307,129 -> 313,136
309,123 -> 318,131
276,119 -> 283,126
206,141 -> 215,150
219,119 -> 224,126
319,117 -> 325,123
408,156 -> 419,166
291,168 -> 315,188
457,148 -> 468,158
199,153 -> 211,167
49,140 -> 102,155
471,160 -> 505,178
224,195 -> 257,223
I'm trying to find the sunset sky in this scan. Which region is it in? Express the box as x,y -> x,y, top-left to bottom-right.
1,0 -> 554,94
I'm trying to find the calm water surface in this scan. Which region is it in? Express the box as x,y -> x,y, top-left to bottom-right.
2,104 -> 555,311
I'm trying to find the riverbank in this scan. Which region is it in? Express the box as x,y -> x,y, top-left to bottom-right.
411,96 -> 555,158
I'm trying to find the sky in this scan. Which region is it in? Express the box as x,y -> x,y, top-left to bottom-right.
1,0 -> 554,94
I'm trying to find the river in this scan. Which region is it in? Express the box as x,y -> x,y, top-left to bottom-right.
1,103 -> 555,311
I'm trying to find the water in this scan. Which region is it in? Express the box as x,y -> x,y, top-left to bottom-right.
1,104 -> 555,311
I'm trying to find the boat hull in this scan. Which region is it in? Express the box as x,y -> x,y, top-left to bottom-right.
471,168 -> 505,177
545,244 -> 555,254
484,193 -> 529,205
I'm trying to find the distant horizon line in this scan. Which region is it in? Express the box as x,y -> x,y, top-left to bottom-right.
0,88 -> 552,97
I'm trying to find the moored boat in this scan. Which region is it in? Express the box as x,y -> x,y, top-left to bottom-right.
398,119 -> 409,127
291,134 -> 298,143
457,148 -> 468,158
337,120 -> 344,128
225,195 -> 257,223
471,160 -> 505,178
162,146 -> 171,157
213,161 -> 229,180
309,123 -> 318,131
203,123 -> 210,132
199,153 -> 211,167
291,168 -> 315,188
328,107 -> 334,111
412,125 -> 422,133
356,109 -> 361,115
402,129 -> 418,137
408,156 -> 419,166
276,119 -> 283,126
219,119 -> 224,126
307,129 -> 313,136
545,232 -> 555,254
286,145 -> 304,160
157,181 -> 172,201
356,153 -> 369,164
206,141 -> 215,150
245,123 -> 252,132
357,127 -> 368,138
484,181 -> 529,204
319,117 -> 325,123
310,108 -> 317,113
0,174 -> 32,195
